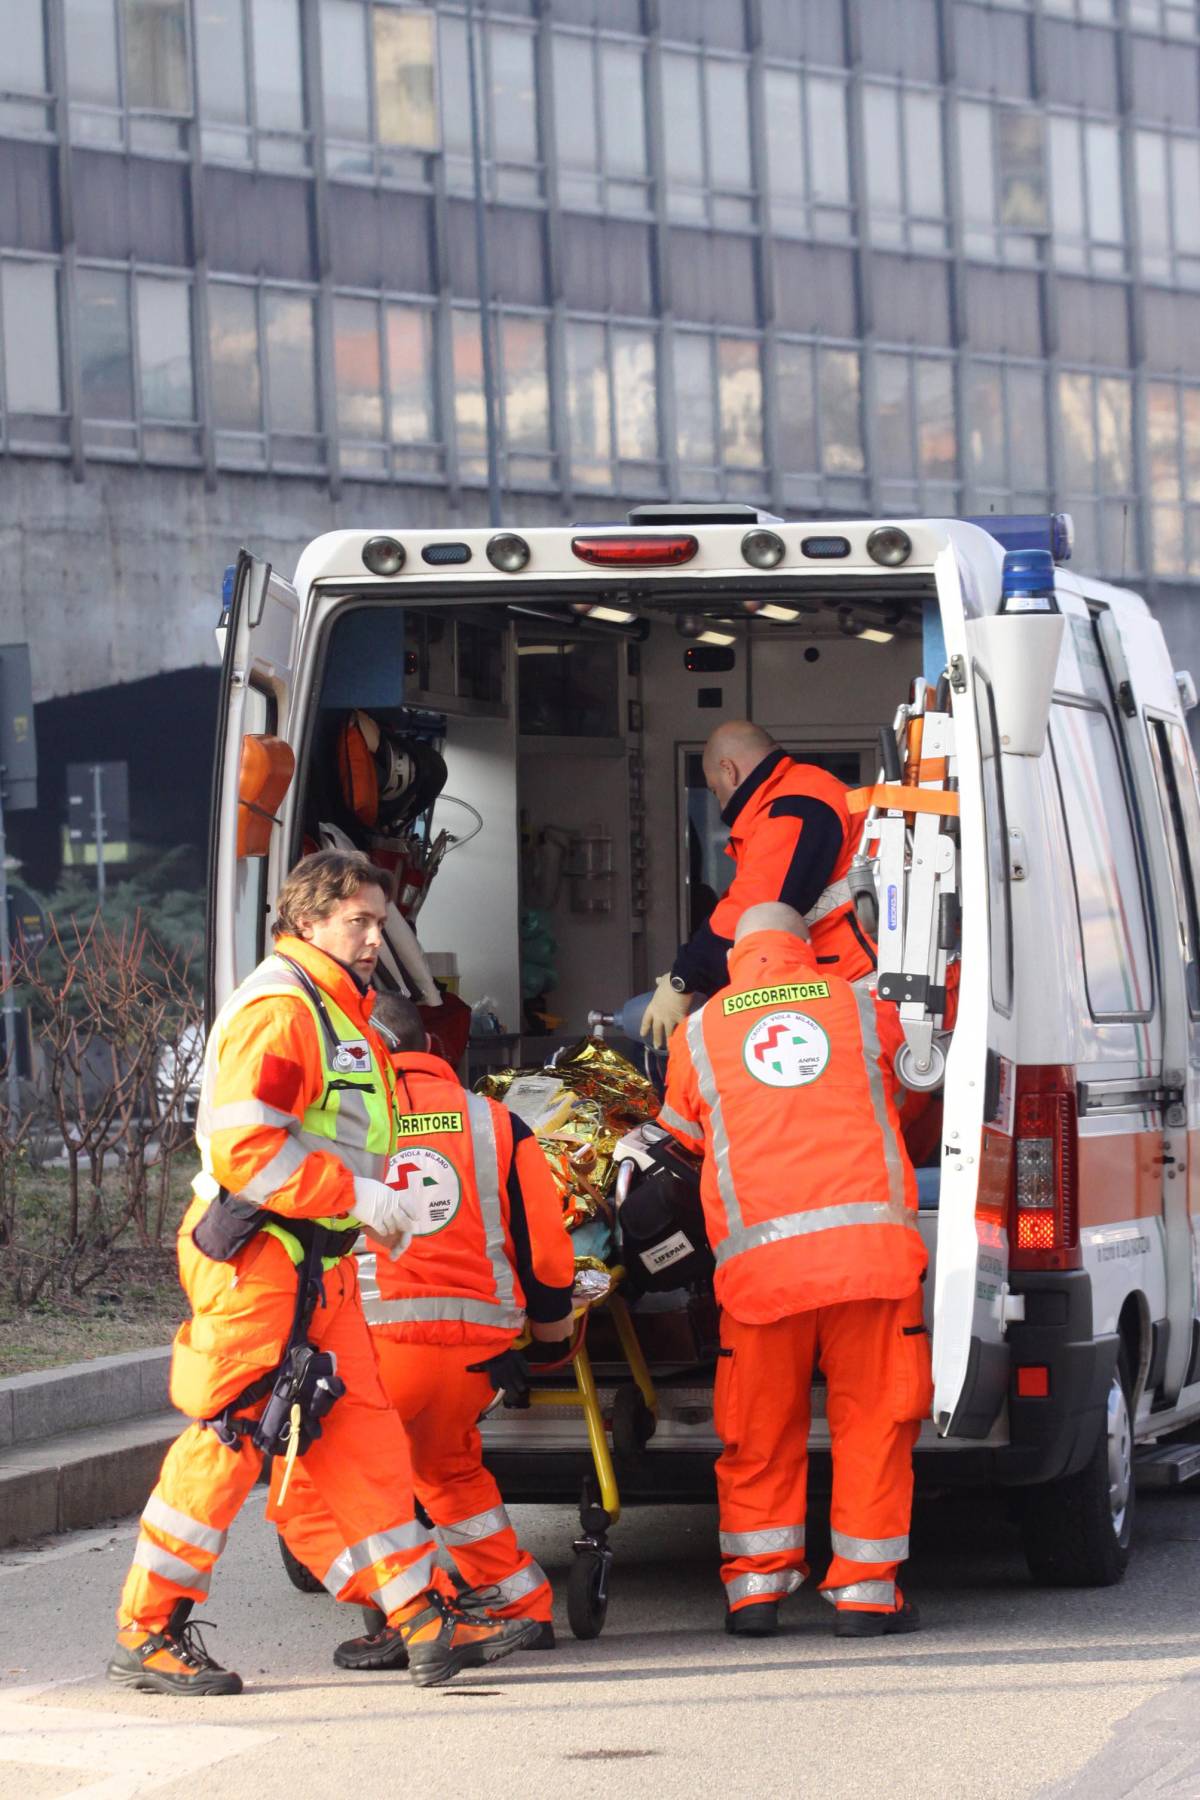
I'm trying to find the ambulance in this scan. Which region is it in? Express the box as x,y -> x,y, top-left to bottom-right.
209,506 -> 1200,1588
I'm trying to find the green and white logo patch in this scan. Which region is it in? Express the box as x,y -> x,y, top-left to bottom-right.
385,1145 -> 462,1235
742,1009 -> 830,1089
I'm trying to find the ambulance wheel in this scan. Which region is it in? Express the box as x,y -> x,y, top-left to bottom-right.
566,1551 -> 609,1640
1019,1348 -> 1135,1588
612,1385 -> 656,1457
278,1530 -> 324,1594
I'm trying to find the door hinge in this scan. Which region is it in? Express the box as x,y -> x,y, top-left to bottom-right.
948,653 -> 967,693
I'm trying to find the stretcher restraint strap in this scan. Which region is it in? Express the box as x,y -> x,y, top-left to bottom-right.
846,785 -> 959,817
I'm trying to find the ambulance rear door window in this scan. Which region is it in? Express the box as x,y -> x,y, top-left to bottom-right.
1147,716 -> 1200,1016
1050,698 -> 1154,1021
975,669 -> 1012,1017
235,682 -> 274,974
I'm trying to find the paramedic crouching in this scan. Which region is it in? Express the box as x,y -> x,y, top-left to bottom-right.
640,720 -> 875,1050
660,902 -> 932,1637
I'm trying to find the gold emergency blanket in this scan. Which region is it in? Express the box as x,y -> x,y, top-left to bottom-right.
476,1038 -> 659,1231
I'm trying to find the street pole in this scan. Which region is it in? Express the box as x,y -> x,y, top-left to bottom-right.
92,762 -> 106,905
465,0 -> 502,528
0,779 -> 20,1118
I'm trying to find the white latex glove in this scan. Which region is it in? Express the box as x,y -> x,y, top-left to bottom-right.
639,973 -> 693,1052
352,1176 -> 422,1260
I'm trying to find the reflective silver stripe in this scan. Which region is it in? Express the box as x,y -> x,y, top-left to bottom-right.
719,1524 -> 806,1557
238,1135 -> 309,1205
131,1537 -> 211,1593
805,876 -> 853,927
658,1102 -> 702,1139
321,1520 -> 432,1598
714,1201 -> 916,1267
363,1294 -> 526,1330
297,1128 -> 379,1178
822,1579 -> 896,1608
830,1529 -> 909,1564
207,1100 -> 298,1134
489,1562 -> 548,1604
374,1550 -> 437,1616
466,1092 -> 516,1311
141,1497 -> 227,1557
686,1005 -> 743,1233
725,1568 -> 804,1605
439,1504 -> 511,1547
852,983 -> 907,1211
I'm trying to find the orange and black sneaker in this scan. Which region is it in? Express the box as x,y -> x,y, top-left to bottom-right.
397,1588 -> 541,1688
107,1604 -> 243,1696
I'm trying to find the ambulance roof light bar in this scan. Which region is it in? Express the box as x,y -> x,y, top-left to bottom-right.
966,513 -> 1074,564
626,502 -> 784,527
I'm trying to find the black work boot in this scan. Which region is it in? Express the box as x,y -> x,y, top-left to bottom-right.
725,1599 -> 780,1637
835,1598 -> 921,1638
334,1620 -> 409,1671
108,1600 -> 243,1696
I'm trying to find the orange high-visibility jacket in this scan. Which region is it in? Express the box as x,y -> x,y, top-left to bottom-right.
660,930 -> 926,1323
672,749 -> 874,995
365,1052 -> 575,1348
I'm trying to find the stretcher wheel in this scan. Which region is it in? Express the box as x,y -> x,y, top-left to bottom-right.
895,1039 -> 946,1093
612,1384 -> 656,1456
278,1529 -> 324,1594
566,1551 -> 609,1640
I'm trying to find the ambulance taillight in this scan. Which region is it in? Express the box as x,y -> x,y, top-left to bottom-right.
1008,1065 -> 1081,1272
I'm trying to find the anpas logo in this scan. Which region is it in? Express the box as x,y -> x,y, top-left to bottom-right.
385,1146 -> 462,1234
742,1010 -> 831,1089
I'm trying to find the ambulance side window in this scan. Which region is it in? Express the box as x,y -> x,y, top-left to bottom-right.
975,671 -> 1013,1016
1050,699 -> 1154,1020
1147,717 -> 1200,1016
234,684 -> 274,976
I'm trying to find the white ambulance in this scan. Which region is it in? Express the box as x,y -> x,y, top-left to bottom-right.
210,506 -> 1200,1589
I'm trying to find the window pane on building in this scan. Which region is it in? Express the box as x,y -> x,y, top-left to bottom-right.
958,100 -> 994,236
1174,137 -> 1200,259
553,34 -> 597,182
776,340 -> 816,472
613,326 -> 657,461
566,320 -> 609,483
452,308 -> 486,465
876,353 -> 913,477
820,348 -> 863,473
386,302 -> 435,444
490,26 -> 537,165
1096,375 -> 1131,490
1057,370 -> 1094,490
197,0 -> 248,125
136,275 -> 193,419
3,0 -> 48,92
917,358 -> 955,478
77,267 -> 134,419
125,0 -> 189,113
252,0 -> 305,133
998,111 -> 1045,229
662,51 -> 704,207
264,289 -> 317,432
967,363 -> 1005,486
66,0 -> 121,107
209,283 -> 261,430
810,77 -> 850,209
334,295 -> 383,440
1147,382 -> 1181,502
1049,115 -> 1084,252
673,332 -> 715,463
718,337 -> 762,468
320,0 -> 368,141
602,44 -> 647,180
375,7 -> 437,149
1085,121 -> 1123,245
1135,129 -> 1170,273
763,69 -> 805,230
905,90 -> 944,219
1009,365 -> 1048,489
705,59 -> 751,190
863,86 -> 902,225
501,315 -> 550,449
0,261 -> 61,413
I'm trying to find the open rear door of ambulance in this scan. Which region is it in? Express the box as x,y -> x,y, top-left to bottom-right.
929,540 -> 1012,1438
205,550 -> 301,1023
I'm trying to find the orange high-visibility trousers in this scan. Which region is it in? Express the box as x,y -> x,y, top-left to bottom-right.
714,1289 -> 932,1614
283,1336 -> 552,1623
119,1231 -> 442,1631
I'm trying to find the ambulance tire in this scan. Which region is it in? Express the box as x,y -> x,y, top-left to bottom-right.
1018,1347 -> 1135,1588
566,1551 -> 608,1640
278,1530 -> 325,1594
612,1385 -> 656,1457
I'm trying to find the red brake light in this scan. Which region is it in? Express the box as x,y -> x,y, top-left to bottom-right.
1016,1365 -> 1050,1398
571,534 -> 699,567
1008,1064 -> 1079,1272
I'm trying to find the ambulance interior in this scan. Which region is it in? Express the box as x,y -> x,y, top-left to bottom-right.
291,569 -> 944,1175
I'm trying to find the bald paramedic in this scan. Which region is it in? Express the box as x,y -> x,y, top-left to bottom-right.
660,902 -> 931,1638
108,849 -> 538,1695
641,721 -> 874,1049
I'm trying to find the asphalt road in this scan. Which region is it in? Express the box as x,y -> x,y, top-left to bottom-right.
2,1483 -> 1200,1800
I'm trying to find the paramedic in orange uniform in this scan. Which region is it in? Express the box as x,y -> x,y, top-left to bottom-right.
286,993 -> 576,1671
641,721 -> 875,1049
660,901 -> 931,1638
109,850 -> 538,1694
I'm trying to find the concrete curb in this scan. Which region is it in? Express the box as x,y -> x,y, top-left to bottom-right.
0,1348 -> 173,1449
0,1412 -> 180,1546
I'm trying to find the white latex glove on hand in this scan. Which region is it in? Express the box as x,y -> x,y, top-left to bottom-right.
640,973 -> 693,1052
352,1176 -> 423,1261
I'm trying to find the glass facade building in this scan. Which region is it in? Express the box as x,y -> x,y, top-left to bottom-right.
2,0 -> 1200,594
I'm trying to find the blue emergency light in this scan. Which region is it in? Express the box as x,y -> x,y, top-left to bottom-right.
221,563 -> 236,617
966,512 -> 1074,563
999,547 -> 1060,615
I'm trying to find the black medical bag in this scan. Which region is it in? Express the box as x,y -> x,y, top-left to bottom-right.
616,1136 -> 714,1296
